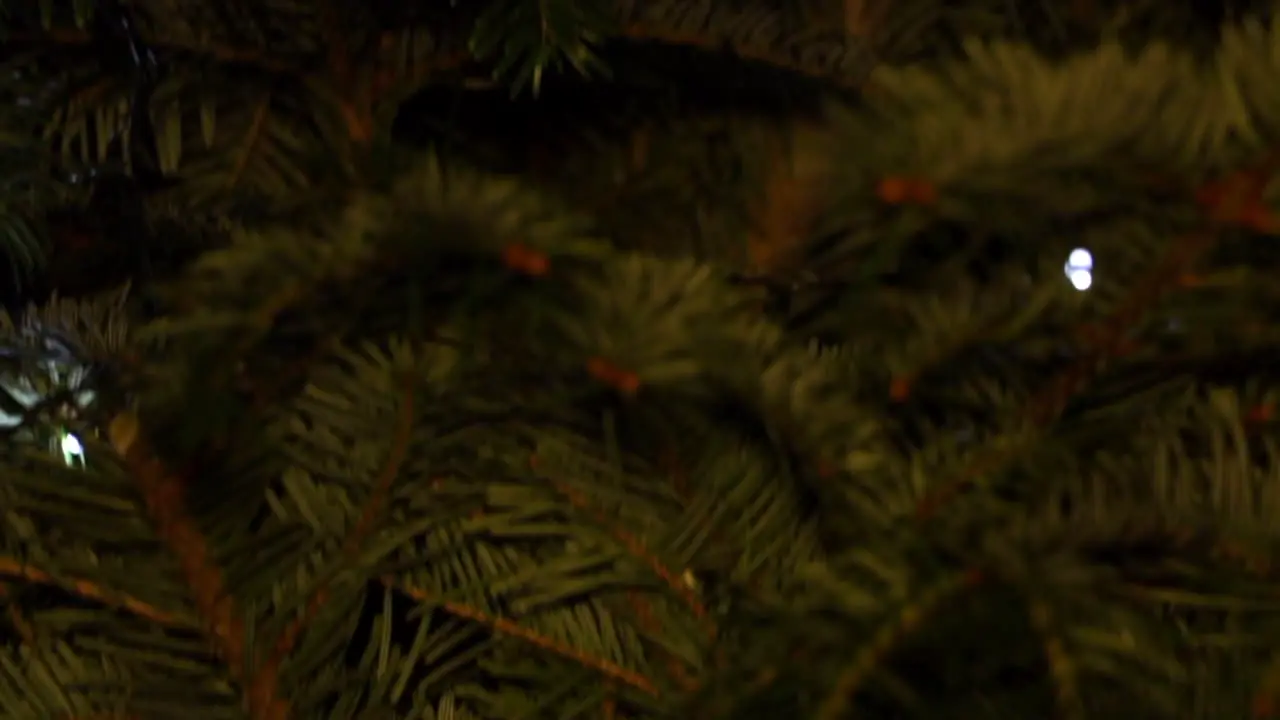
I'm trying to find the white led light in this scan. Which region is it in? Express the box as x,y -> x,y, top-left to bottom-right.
60,430 -> 86,467
1067,248 -> 1092,269
61,432 -> 83,456
1064,248 -> 1094,291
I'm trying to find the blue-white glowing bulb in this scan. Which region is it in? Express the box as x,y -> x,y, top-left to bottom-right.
1065,248 -> 1093,291
61,431 -> 84,466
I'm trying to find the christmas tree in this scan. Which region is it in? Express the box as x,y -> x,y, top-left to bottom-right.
3,0 -> 1280,718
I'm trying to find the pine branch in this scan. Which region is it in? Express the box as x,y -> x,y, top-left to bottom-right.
746,120 -> 831,274
539,454 -> 712,691
7,27 -> 295,74
0,555 -> 181,625
386,577 -> 661,696
914,147 -> 1280,519
106,411 -> 288,720
1027,597 -> 1084,719
614,22 -> 870,91
7,10 -> 1280,718
14,2 -> 876,102
815,567 -> 985,719
261,373 -> 414,678
318,0 -> 373,143
842,0 -> 887,38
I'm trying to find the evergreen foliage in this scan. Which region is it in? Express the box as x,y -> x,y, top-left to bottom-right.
2,1 -> 1280,718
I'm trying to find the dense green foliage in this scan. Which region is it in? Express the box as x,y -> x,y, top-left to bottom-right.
3,1 -> 1280,718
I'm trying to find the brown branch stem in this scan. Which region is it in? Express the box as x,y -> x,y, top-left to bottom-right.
258,374 -> 414,677
0,556 -> 182,625
387,577 -> 660,697
107,412 -> 286,720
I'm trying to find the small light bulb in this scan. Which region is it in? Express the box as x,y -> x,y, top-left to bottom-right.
60,431 -> 85,468
1067,248 -> 1093,269
1069,269 -> 1092,291
61,432 -> 83,455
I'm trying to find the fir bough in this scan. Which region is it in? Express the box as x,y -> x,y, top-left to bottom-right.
3,2 -> 1280,719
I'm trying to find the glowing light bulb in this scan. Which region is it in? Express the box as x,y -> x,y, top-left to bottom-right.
61,432 -> 82,455
60,431 -> 85,467
1064,248 -> 1093,291
1067,248 -> 1092,269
